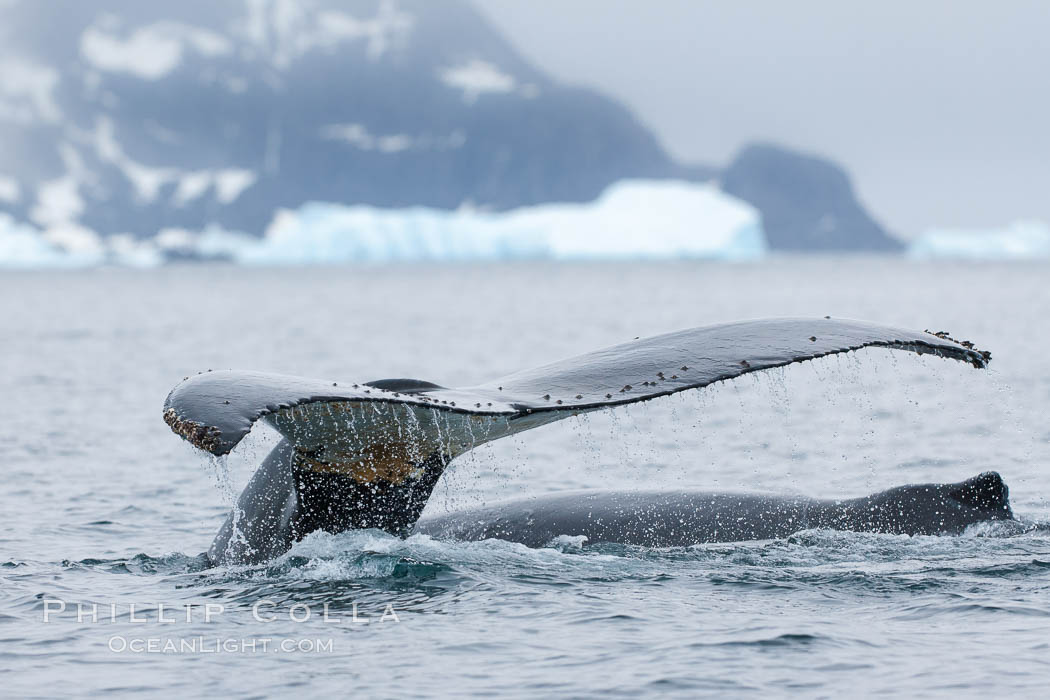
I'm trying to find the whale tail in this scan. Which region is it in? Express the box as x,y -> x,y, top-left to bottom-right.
163,317 -> 992,560
947,471 -> 1012,518
164,317 -> 990,460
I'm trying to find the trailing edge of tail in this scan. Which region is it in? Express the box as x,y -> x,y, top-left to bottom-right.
163,317 -> 991,482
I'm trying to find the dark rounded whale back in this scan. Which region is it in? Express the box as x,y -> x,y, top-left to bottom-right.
414,472 -> 1014,548
823,471 -> 1013,537
947,471 -> 1011,513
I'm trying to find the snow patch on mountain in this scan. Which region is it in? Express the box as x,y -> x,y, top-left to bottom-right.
440,59 -> 517,103
80,20 -> 232,79
29,144 -> 91,227
30,177 -> 84,228
172,169 -> 258,206
0,176 -> 20,204
238,0 -> 414,67
320,123 -> 466,153
214,170 -> 258,204
320,124 -> 411,153
0,59 -> 61,123
90,118 -> 179,202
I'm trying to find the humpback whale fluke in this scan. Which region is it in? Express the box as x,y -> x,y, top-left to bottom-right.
164,317 -> 989,457
160,317 -> 998,564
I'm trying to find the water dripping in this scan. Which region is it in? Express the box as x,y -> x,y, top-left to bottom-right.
207,454 -> 236,506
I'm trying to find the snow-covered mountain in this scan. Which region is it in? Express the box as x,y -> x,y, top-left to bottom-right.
0,0 -> 703,239
0,0 -> 900,262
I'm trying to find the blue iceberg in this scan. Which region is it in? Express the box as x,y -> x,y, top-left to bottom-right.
909,221 -> 1050,260
0,180 -> 767,267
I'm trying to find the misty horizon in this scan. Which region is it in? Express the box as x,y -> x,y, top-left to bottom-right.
478,0 -> 1050,236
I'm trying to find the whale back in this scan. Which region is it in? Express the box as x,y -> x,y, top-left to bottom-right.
414,473 -> 1015,548
415,490 -> 821,547
824,471 -> 1013,536
947,471 -> 1012,514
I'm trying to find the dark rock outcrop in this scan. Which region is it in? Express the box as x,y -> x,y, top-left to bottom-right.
721,143 -> 902,251
0,0 -> 897,254
0,0 -> 707,237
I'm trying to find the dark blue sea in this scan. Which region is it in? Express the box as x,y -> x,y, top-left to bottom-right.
3,259 -> 1048,697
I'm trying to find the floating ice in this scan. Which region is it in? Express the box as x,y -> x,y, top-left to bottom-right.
0,215 -> 105,268
0,213 -> 66,267
514,179 -> 764,261
240,179 -> 765,264
908,221 -> 1050,260
0,179 -> 767,267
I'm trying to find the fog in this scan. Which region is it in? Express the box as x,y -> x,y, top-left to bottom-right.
478,0 -> 1050,235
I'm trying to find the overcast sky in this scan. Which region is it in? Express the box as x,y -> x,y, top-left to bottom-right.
476,0 -> 1050,237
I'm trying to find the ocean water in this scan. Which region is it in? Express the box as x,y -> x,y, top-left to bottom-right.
2,258 -> 1049,698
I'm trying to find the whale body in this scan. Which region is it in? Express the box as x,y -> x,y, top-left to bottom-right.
158,317 -> 1002,565
208,437 -> 1013,563
414,473 -> 1013,548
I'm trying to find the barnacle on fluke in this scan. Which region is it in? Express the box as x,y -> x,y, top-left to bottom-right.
162,407 -> 221,453
163,318 -> 992,463
925,329 -> 992,367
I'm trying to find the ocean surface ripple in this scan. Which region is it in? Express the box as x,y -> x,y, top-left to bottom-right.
2,259 -> 1048,697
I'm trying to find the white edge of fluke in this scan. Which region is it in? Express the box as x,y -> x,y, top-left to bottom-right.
162,317 -> 991,456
